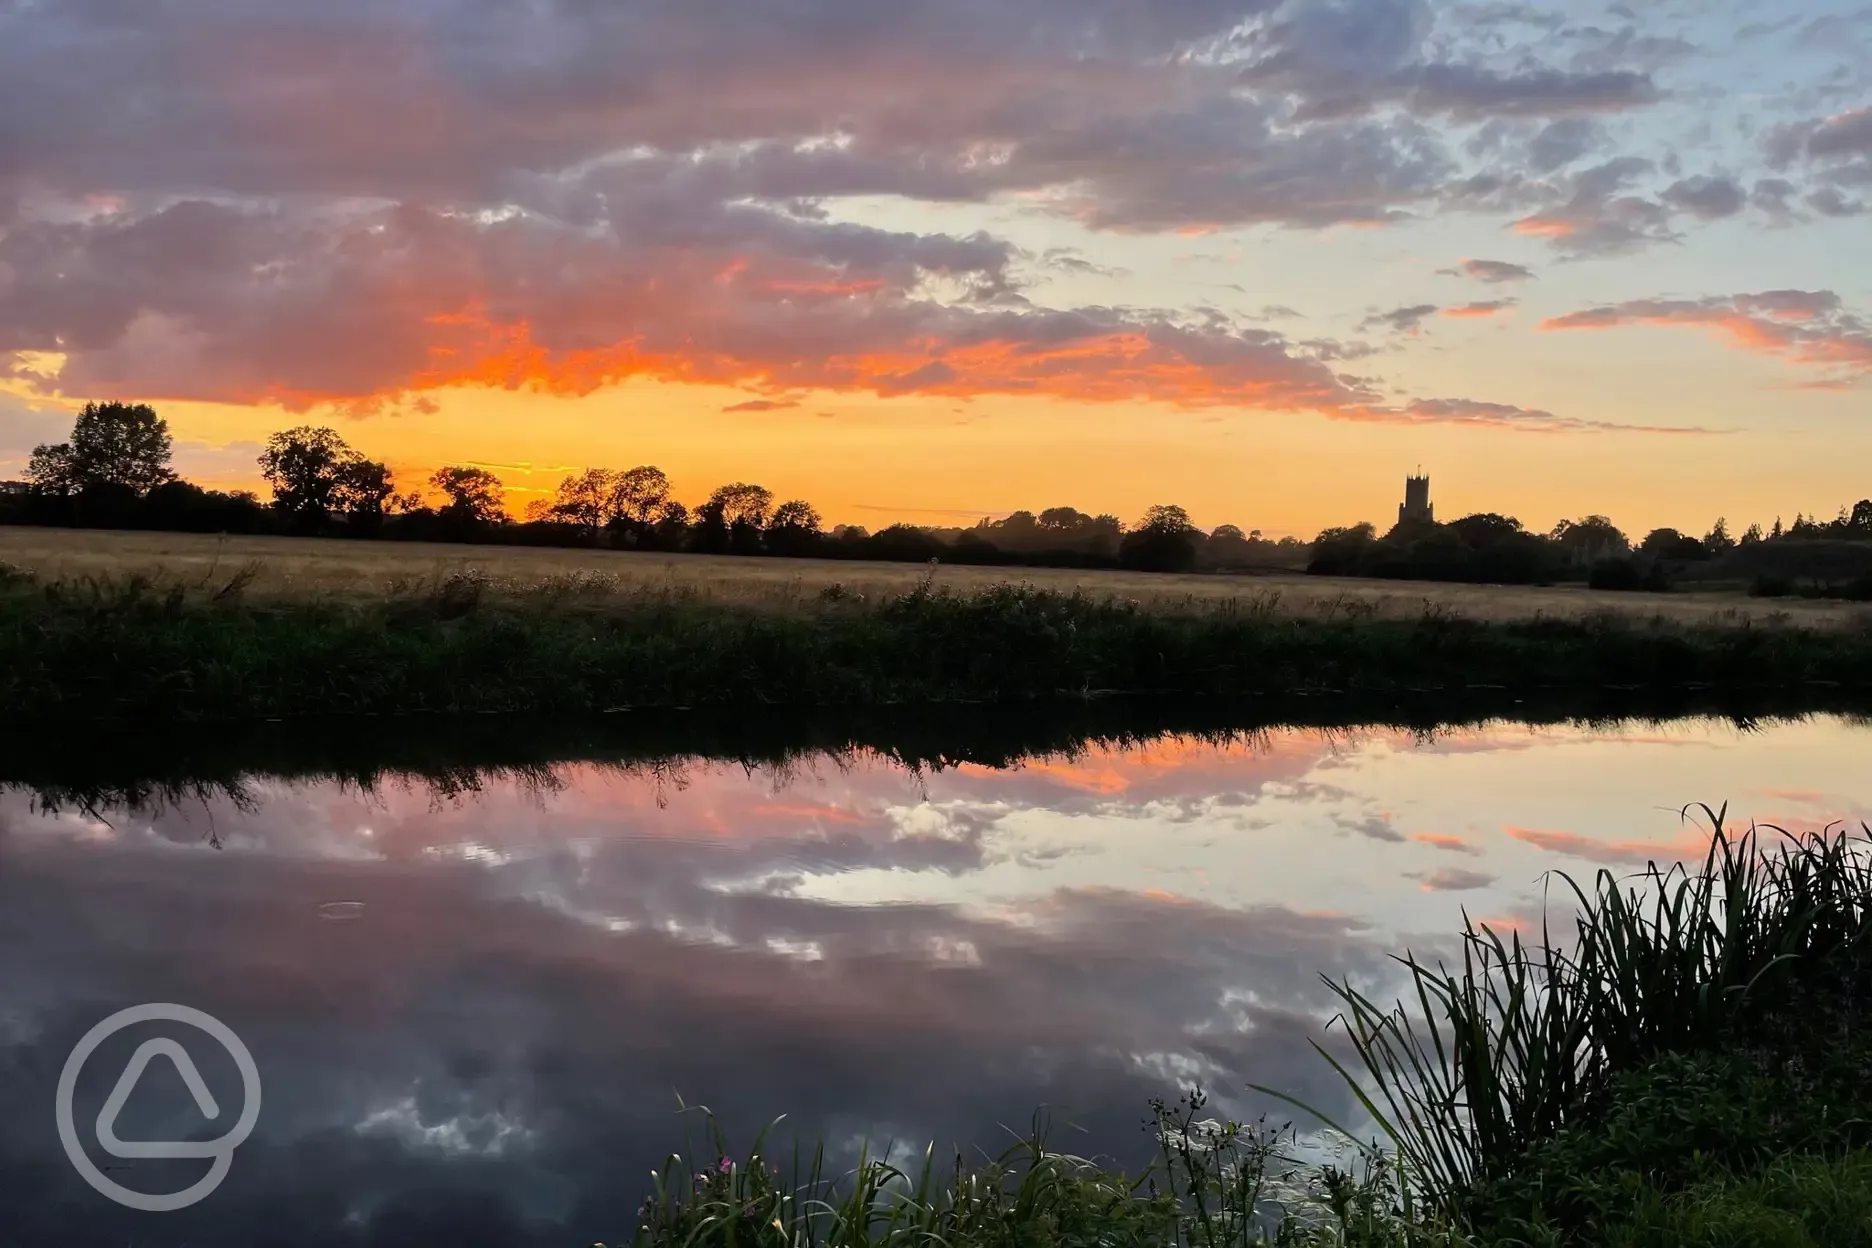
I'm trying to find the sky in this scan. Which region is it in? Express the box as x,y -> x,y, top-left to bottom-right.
0,0 -> 1868,538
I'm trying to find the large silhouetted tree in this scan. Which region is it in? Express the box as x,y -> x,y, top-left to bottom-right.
610,466 -> 671,540
258,426 -> 395,528
27,402 -> 174,494
545,468 -> 616,532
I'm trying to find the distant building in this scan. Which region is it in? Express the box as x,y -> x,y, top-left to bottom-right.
1398,473 -> 1433,526
0,480 -> 28,496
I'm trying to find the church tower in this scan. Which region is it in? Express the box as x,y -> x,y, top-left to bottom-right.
1399,473 -> 1433,525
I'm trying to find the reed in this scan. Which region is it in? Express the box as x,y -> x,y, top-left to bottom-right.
1316,811 -> 1872,1236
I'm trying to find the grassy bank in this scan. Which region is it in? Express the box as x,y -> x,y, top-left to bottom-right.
3,525 -> 1864,628
623,818 -> 1872,1247
2,568 -> 1870,723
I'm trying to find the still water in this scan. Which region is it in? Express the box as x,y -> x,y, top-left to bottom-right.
2,712 -> 1868,1246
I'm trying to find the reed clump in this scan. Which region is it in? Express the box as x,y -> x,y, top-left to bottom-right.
619,815 -> 1872,1248
1322,810 -> 1872,1242
3,573 -> 1871,723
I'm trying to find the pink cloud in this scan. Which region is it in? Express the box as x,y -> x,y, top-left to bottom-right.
1540,290 -> 1872,386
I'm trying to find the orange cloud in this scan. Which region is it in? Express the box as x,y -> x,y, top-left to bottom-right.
1505,824 -> 1707,866
1412,832 -> 1483,856
1540,291 -> 1872,385
1442,300 -> 1516,319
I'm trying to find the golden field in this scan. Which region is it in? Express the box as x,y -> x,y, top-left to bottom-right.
0,526 -> 1859,628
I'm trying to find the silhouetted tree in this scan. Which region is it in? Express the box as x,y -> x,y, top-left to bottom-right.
767,499 -> 823,557
1549,515 -> 1629,565
1703,517 -> 1736,555
1119,504 -> 1199,573
27,401 -> 174,495
544,468 -> 616,532
652,500 -> 691,549
610,466 -> 671,542
1639,527 -> 1709,561
430,466 -> 508,527
259,427 -> 395,530
1307,523 -> 1379,576
705,482 -> 773,554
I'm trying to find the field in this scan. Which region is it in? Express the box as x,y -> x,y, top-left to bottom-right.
0,527 -> 1860,628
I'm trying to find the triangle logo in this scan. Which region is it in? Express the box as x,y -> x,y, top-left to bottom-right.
95,1038 -> 224,1160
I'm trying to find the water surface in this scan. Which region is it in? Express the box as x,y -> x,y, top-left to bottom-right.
3,712 -> 1868,1246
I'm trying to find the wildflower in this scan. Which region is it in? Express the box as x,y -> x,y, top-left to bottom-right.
719,1156 -> 734,1174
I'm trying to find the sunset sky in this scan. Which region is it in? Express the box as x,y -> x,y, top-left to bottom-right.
0,0 -> 1868,538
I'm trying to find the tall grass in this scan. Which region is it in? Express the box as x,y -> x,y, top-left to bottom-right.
3,572 -> 1870,722
623,1092 -> 1462,1248
1317,811 -> 1872,1227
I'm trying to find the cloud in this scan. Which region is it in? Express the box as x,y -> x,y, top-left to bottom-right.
1505,824 -> 1703,866
1807,187 -> 1868,218
1443,258 -> 1536,284
1540,290 -> 1872,386
1526,118 -> 1606,173
1233,0 -> 1661,123
1412,832 -> 1483,856
1408,867 -> 1496,892
1510,157 -> 1678,255
722,398 -> 802,412
1808,108 -> 1872,162
1364,397 -> 1714,435
1661,175 -> 1746,220
0,196 -> 1599,432
1443,300 -> 1517,319
0,198 -> 1384,414
1333,812 -> 1405,843
1361,304 -> 1442,334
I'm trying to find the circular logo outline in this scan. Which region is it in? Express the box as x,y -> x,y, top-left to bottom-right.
56,1003 -> 262,1213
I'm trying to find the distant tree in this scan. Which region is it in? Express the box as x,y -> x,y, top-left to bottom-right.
429,466 -> 507,526
340,459 -> 397,532
1771,517 -> 1785,540
1306,523 -> 1379,577
1119,503 -> 1198,573
609,466 -> 671,538
1446,513 -> 1524,548
1209,524 -> 1246,542
1038,506 -> 1090,533
1740,523 -> 1764,546
1850,500 -> 1872,536
705,482 -> 774,529
766,499 -> 823,557
259,427 -> 394,528
652,499 -> 691,548
1703,517 -> 1736,555
28,401 -> 174,494
1550,515 -> 1629,565
1639,527 -> 1709,561
1137,504 -> 1194,535
545,468 -> 617,532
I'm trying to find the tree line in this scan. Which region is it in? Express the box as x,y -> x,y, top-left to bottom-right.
1307,503 -> 1872,590
1,403 -> 1306,573
8,402 -> 1865,585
